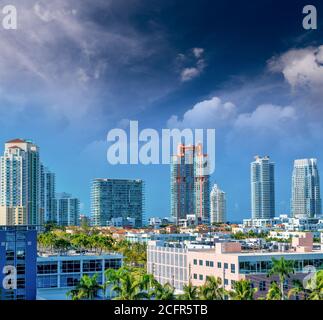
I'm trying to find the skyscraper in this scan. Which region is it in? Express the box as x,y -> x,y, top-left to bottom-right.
54,192 -> 80,226
0,139 -> 43,226
210,184 -> 226,224
40,165 -> 56,223
91,179 -> 144,227
171,144 -> 210,225
251,156 -> 275,219
291,159 -> 321,218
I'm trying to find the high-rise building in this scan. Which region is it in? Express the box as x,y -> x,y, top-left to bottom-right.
54,193 -> 80,226
251,155 -> 275,219
171,144 -> 210,225
0,226 -> 37,300
40,165 -> 56,223
0,139 -> 43,226
91,179 -> 144,227
291,159 -> 321,218
210,184 -> 226,224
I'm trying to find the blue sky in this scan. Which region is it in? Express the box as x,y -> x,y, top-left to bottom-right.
0,0 -> 323,221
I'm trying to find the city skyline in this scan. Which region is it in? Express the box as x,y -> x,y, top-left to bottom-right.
1,138 -> 321,224
0,1 -> 322,222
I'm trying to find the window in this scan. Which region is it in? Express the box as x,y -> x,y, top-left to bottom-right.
37,262 -> 58,274
60,274 -> 80,287
193,273 -> 197,280
231,264 -> 236,274
259,281 -> 266,292
199,260 -> 203,266
193,259 -> 197,265
61,261 -> 80,273
199,274 -> 203,281
83,260 -> 102,272
224,279 -> 228,285
217,262 -> 222,268
206,261 -> 210,267
224,263 -> 228,270
210,261 -> 214,267
105,259 -> 122,270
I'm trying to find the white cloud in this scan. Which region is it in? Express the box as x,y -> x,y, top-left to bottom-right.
179,48 -> 206,82
193,48 -> 204,58
234,104 -> 297,130
268,45 -> 323,94
167,97 -> 298,138
167,97 -> 237,128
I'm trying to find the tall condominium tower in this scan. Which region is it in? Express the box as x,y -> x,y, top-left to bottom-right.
0,139 -> 43,226
251,155 -> 275,219
291,159 -> 321,218
54,192 -> 80,226
210,184 -> 226,224
91,179 -> 144,227
40,165 -> 56,223
171,144 -> 210,225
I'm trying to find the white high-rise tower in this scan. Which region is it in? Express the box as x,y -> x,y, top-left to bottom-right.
291,159 -> 321,218
0,139 -> 43,225
210,184 -> 226,224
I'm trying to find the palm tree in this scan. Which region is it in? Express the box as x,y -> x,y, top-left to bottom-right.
288,279 -> 307,300
267,257 -> 295,300
179,281 -> 198,300
307,270 -> 323,300
266,281 -> 281,300
229,279 -> 257,300
112,272 -> 147,300
67,274 -> 102,300
150,282 -> 176,300
199,276 -> 224,300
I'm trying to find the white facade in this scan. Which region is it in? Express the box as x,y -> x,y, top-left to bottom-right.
291,159 -> 321,218
0,139 -> 42,225
251,156 -> 275,219
210,184 -> 226,224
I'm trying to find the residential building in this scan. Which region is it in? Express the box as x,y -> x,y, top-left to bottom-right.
0,226 -> 37,300
251,155 -> 275,219
91,179 -> 144,227
210,184 -> 226,224
54,193 -> 80,227
291,159 -> 321,218
36,251 -> 123,300
40,165 -> 56,223
148,233 -> 323,299
171,144 -> 210,225
0,139 -> 43,225
126,232 -> 196,244
147,241 -> 188,291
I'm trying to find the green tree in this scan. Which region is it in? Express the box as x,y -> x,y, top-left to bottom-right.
179,282 -> 198,300
229,279 -> 257,300
266,281 -> 281,300
199,276 -> 224,300
267,257 -> 295,300
67,274 -> 102,300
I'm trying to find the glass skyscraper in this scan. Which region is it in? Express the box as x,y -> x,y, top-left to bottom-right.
171,144 -> 210,225
251,156 -> 275,219
40,165 -> 56,224
291,159 -> 321,218
91,179 -> 144,227
210,184 -> 226,224
54,193 -> 80,226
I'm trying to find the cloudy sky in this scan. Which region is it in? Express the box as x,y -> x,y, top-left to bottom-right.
0,0 -> 323,221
